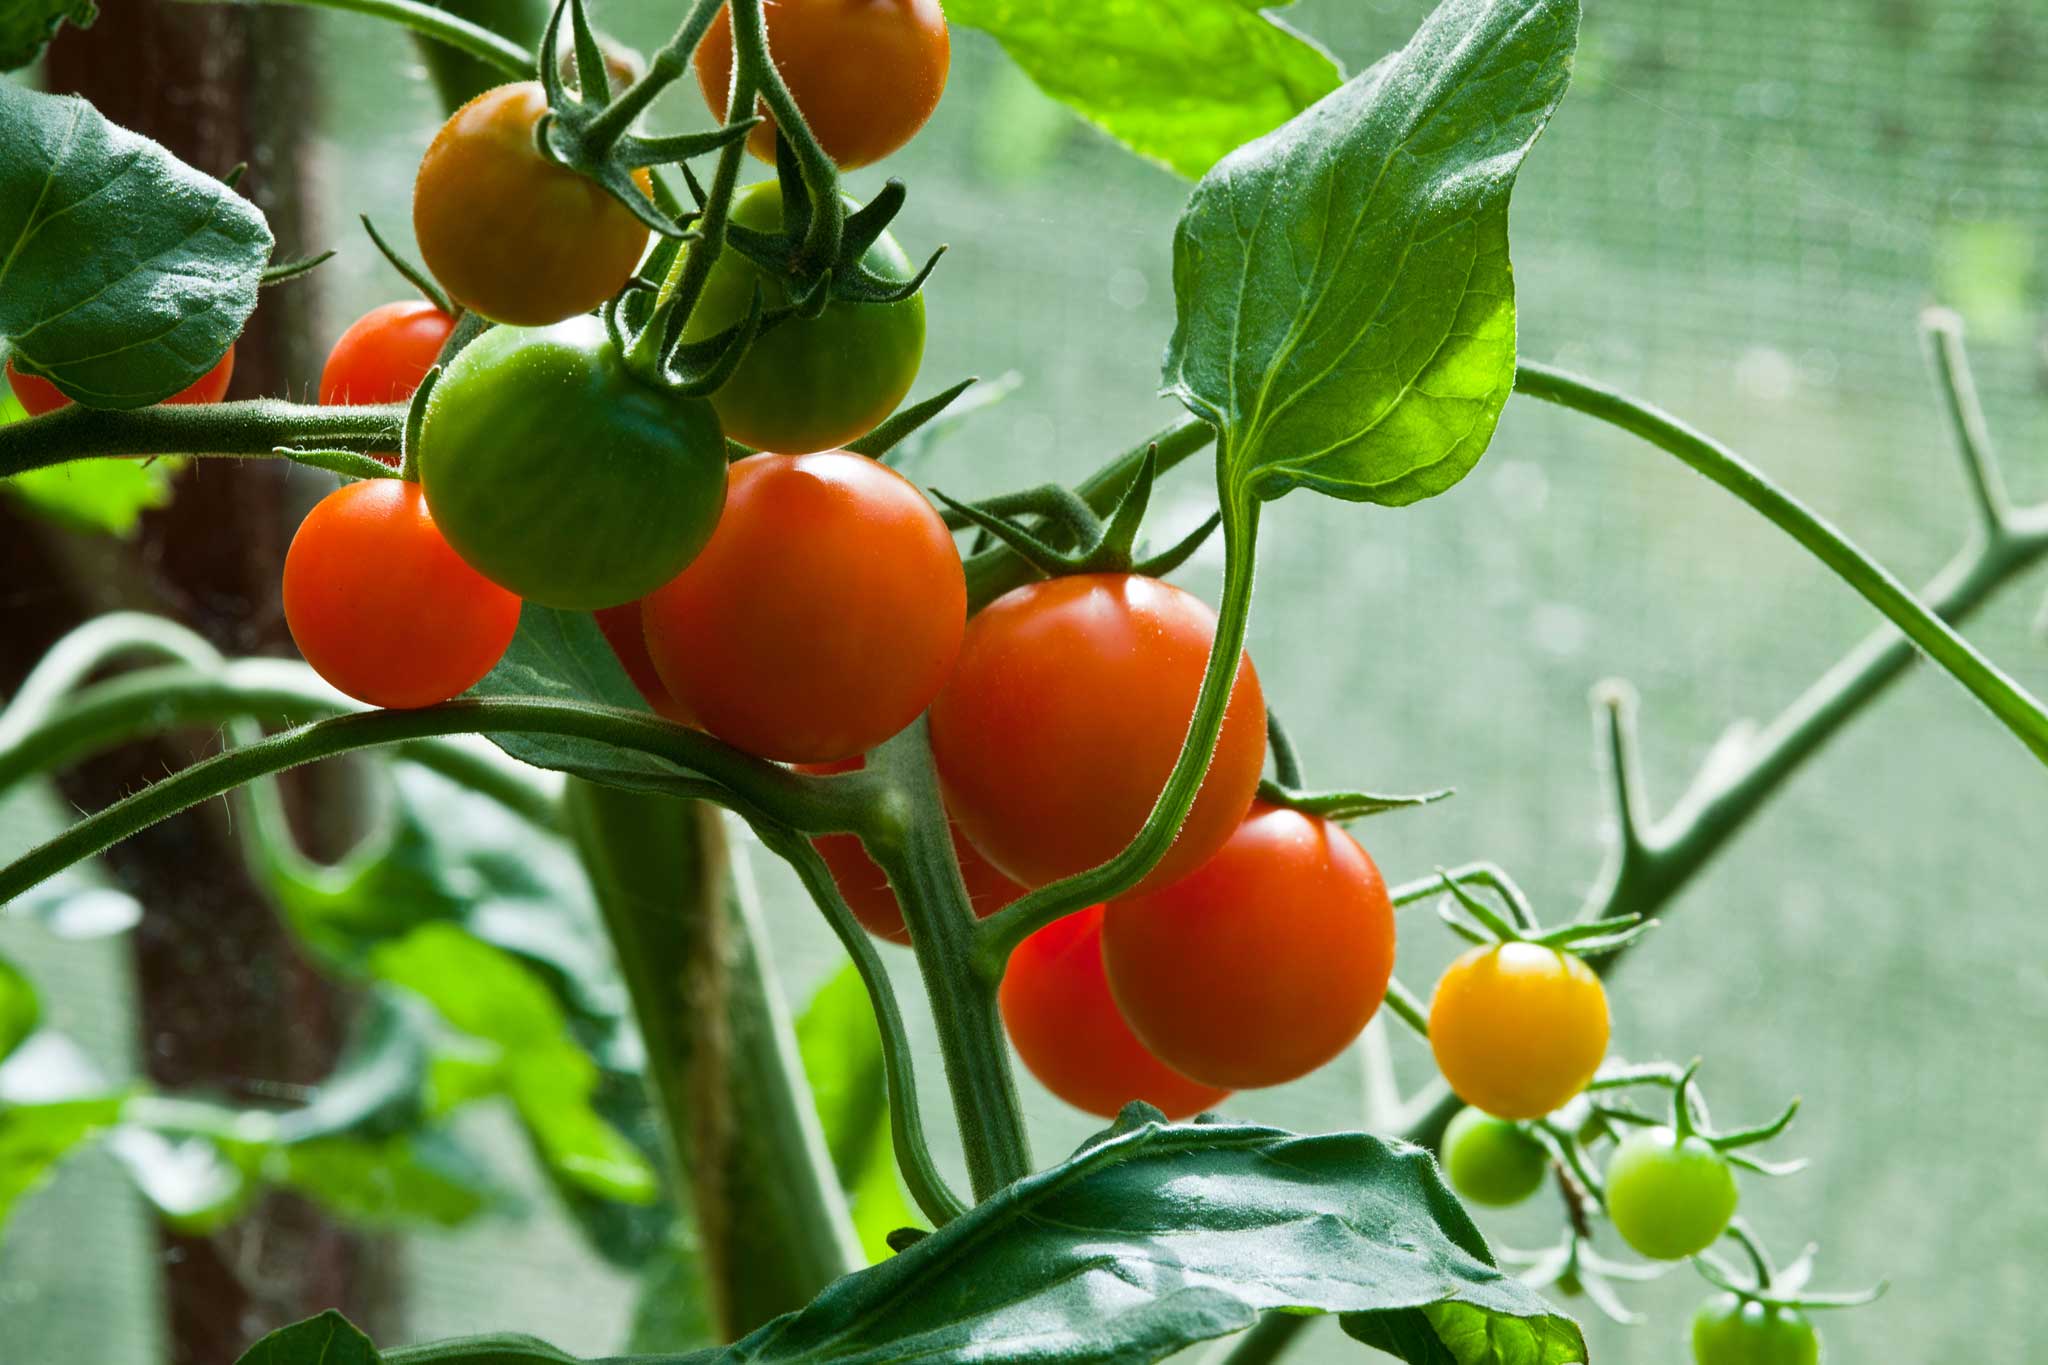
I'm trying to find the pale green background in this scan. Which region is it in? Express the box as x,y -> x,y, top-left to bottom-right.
4,0 -> 2046,1360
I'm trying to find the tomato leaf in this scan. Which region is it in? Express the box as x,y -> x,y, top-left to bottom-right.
234,1311 -> 381,1365
948,0 -> 1341,180
1165,0 -> 1578,507
277,1131 -> 500,1230
0,81 -> 269,407
0,0 -> 95,72
0,1094 -> 124,1232
0,954 -> 37,1065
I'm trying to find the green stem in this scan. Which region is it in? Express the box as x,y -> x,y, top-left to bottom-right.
975,462 -> 1262,973
1206,1314 -> 1316,1365
0,400 -> 404,477
866,721 -> 1033,1201
1514,359 -> 2048,765
724,0 -> 842,263
578,0 -> 724,149
171,0 -> 533,79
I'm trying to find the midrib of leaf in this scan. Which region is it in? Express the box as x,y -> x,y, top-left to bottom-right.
0,97 -> 84,302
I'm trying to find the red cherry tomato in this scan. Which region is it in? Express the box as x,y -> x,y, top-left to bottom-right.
319,301 -> 457,407
798,756 -> 1025,944
928,573 -> 1266,894
694,0 -> 950,170
283,479 -> 521,709
1000,905 -> 1231,1121
594,601 -> 696,725
8,346 -> 235,417
1101,803 -> 1395,1090
641,451 -> 965,764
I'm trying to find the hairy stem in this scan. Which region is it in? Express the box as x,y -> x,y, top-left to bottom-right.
0,400 -> 404,477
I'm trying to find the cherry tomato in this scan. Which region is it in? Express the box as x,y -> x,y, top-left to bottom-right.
8,346 -> 235,416
681,180 -> 924,454
928,573 -> 1266,895
413,81 -> 652,326
694,0 -> 949,170
419,315 -> 728,610
594,601 -> 695,725
1000,905 -> 1231,1121
283,479 -> 521,709
642,451 -> 963,763
1428,942 -> 1609,1120
1440,1107 -> 1550,1208
1604,1127 -> 1739,1260
320,301 -> 457,407
1100,803 -> 1392,1089
1691,1296 -> 1819,1365
799,756 -> 1024,943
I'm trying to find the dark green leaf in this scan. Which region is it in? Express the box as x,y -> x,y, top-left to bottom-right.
796,962 -> 918,1263
235,1310 -> 381,1365
0,82 -> 270,406
0,0 -> 95,72
473,605 -> 697,792
1164,0 -> 1578,507
948,0 -> 1340,179
0,955 -> 37,1063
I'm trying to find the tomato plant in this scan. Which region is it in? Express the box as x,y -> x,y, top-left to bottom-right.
694,0 -> 951,169
419,314 -> 729,609
929,572 -> 1266,893
8,345 -> 235,415
679,180 -> 926,454
282,478 -> 522,708
641,450 -> 964,763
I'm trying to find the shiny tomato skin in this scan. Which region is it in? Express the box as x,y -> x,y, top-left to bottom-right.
641,451 -> 964,763
8,346 -> 235,416
319,301 -> 457,407
283,479 -> 521,709
1691,1296 -> 1820,1365
413,82 -> 651,326
928,573 -> 1266,894
1603,1127 -> 1740,1260
799,756 -> 1025,943
695,0 -> 949,170
1428,942 -> 1610,1120
681,180 -> 925,455
594,602 -> 696,725
1000,905 -> 1231,1121
419,315 -> 729,610
1101,803 -> 1394,1089
1441,1107 -> 1551,1207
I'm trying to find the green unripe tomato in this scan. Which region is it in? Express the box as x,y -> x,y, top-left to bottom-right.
419,315 -> 728,610
1603,1126 -> 1738,1260
683,180 -> 925,454
1691,1294 -> 1820,1365
1441,1107 -> 1549,1207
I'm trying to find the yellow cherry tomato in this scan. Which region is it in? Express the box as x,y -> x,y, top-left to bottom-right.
1428,941 -> 1609,1120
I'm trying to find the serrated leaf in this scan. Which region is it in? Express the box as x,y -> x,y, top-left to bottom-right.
0,0 -> 96,72
1164,0 -> 1578,508
473,605 -> 698,793
0,82 -> 269,407
949,0 -> 1341,179
235,1310 -> 381,1365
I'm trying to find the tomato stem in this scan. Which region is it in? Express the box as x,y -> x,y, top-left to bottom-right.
0,399 -> 406,477
212,0 -> 534,78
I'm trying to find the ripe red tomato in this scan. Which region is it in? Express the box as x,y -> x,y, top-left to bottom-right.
1000,905 -> 1231,1121
8,346 -> 235,416
283,479 -> 521,709
928,573 -> 1266,894
413,82 -> 651,326
641,451 -> 965,763
694,0 -> 950,170
1101,803 -> 1395,1089
319,301 -> 456,407
593,602 -> 697,725
799,756 -> 1024,943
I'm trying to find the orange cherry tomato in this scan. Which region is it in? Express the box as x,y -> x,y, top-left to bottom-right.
798,756 -> 1025,944
928,573 -> 1266,894
283,480 -> 521,709
694,0 -> 950,170
1428,942 -> 1610,1120
8,346 -> 235,416
1101,803 -> 1395,1090
1000,905 -> 1231,1121
641,451 -> 965,764
413,81 -> 651,326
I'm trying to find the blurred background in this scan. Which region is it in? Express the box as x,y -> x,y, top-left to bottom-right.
2,0 -> 2045,1360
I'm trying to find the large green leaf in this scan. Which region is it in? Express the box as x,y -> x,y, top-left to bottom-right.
949,0 -> 1340,179
0,0 -> 95,72
0,82 -> 269,406
1164,0 -> 1577,507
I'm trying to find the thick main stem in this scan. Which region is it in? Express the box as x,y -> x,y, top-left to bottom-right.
867,721 -> 1033,1202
